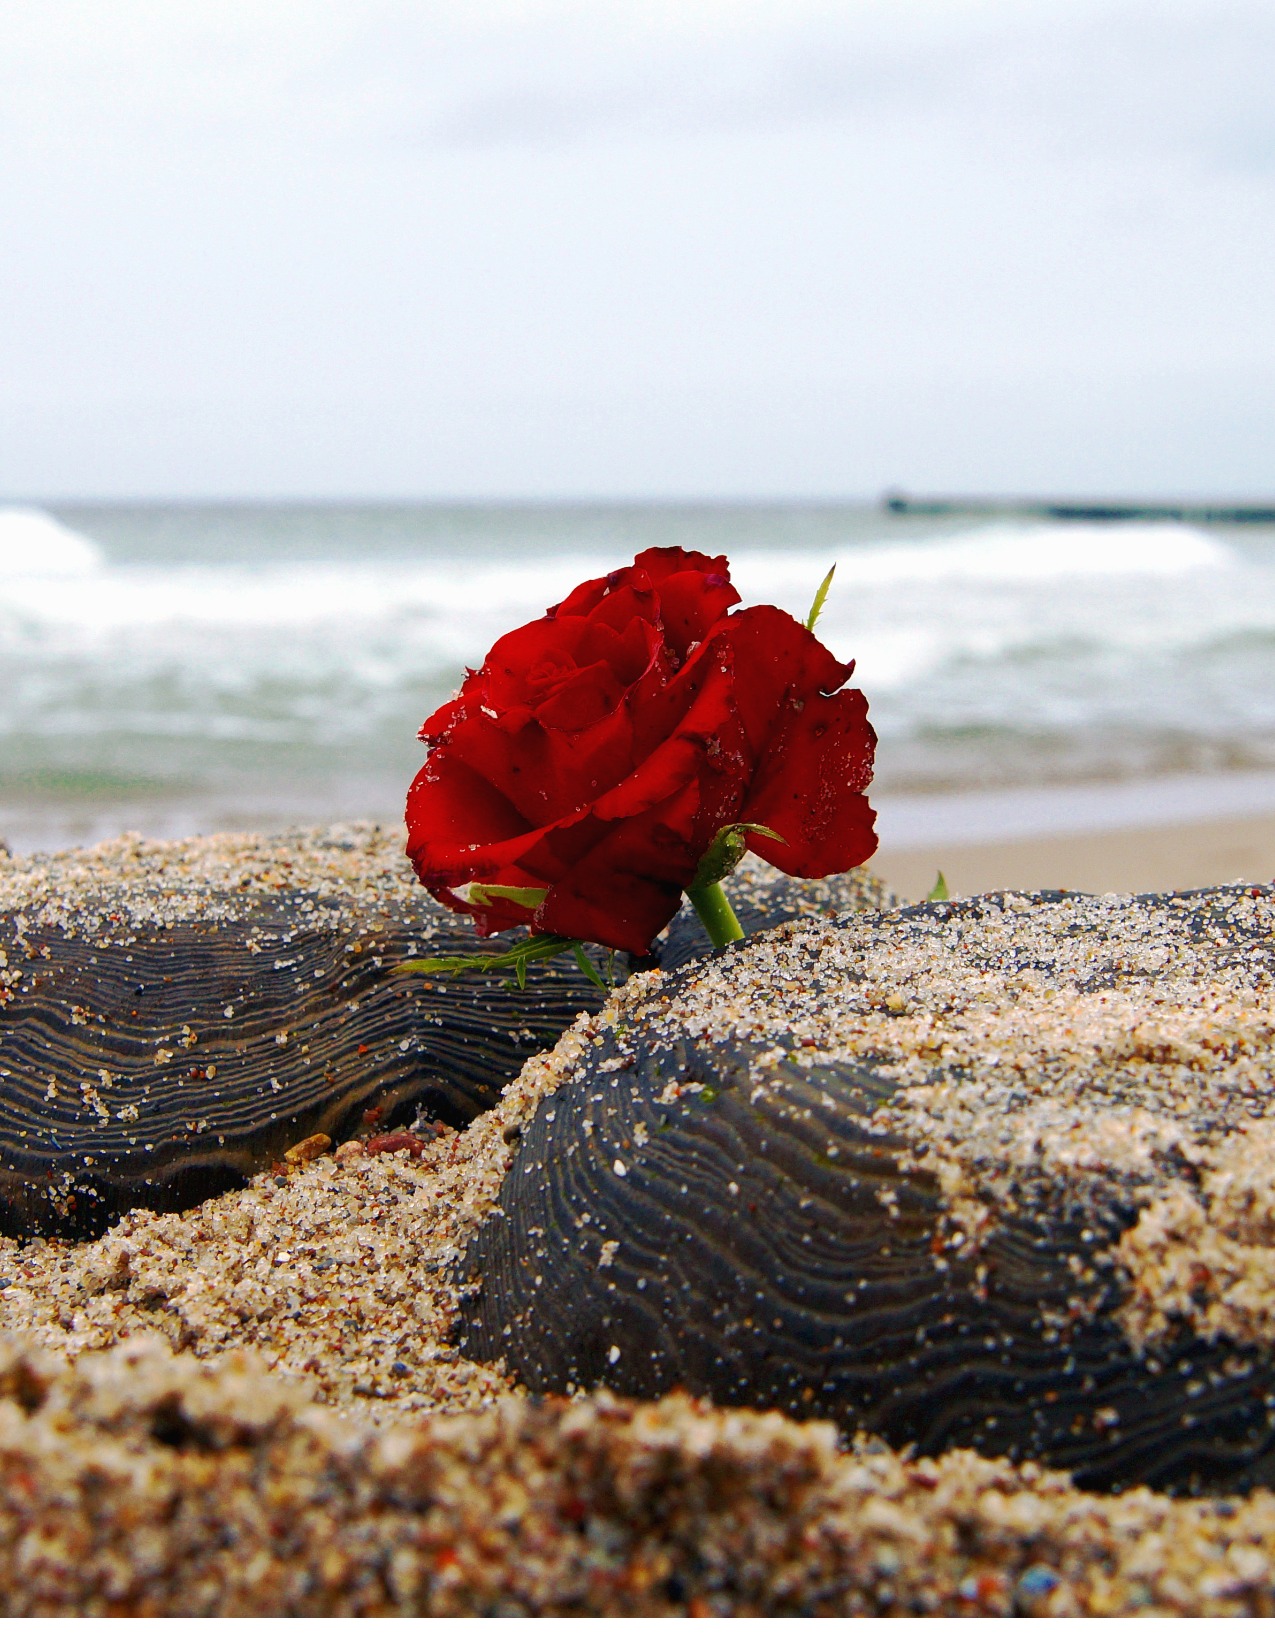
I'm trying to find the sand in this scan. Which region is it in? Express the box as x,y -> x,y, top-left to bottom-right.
2,825 -> 1275,1614
6,1334 -> 1275,1616
872,810 -> 1275,904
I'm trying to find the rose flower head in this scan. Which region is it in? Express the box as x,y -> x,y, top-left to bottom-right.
405,546 -> 876,957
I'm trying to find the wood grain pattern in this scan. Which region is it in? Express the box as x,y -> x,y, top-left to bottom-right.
0,895 -> 612,1239
458,1025 -> 1275,1496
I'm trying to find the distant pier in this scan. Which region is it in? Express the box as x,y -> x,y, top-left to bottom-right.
883,493 -> 1275,525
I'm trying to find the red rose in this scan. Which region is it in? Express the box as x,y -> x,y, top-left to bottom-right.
405,546 -> 876,954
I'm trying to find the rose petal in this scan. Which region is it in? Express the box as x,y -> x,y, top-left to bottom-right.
580,580 -> 661,642
405,757 -> 531,858
418,690 -> 470,744
533,657 -> 628,731
440,694 -> 639,825
741,686 -> 878,875
554,566 -> 650,620
591,649 -> 743,822
643,565 -> 739,662
574,612 -> 662,686
537,778 -> 706,952
717,607 -> 851,751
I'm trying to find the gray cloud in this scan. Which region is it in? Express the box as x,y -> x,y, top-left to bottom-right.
1,0 -> 1272,498
392,0 -> 1275,176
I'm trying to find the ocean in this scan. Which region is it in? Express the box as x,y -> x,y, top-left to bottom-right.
3,501 -> 1275,856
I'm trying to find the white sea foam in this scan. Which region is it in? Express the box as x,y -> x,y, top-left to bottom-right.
0,551 -> 598,639
2,508 -> 1273,837
728,522 -> 1233,605
0,507 -> 105,580
0,520 -> 1264,707
803,521 -> 1228,586
0,521 -> 1237,645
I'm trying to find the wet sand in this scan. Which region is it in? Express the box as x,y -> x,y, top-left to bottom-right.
872,810 -> 1275,903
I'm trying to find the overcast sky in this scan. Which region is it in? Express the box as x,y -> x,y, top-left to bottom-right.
1,0 -> 1273,500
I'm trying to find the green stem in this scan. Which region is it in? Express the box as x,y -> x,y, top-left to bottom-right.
688,880 -> 745,949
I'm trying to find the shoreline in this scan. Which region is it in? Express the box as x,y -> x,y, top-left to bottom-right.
6,770 -> 1275,899
875,769 -> 1275,851
873,810 -> 1275,903
6,790 -> 1273,920
867,771 -> 1275,901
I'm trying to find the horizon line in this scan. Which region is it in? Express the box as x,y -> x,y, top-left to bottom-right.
8,490 -> 1275,515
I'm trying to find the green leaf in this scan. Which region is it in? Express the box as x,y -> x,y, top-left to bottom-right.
925,870 -> 949,902
805,563 -> 837,631
573,943 -> 606,991
396,932 -> 574,980
688,821 -> 787,895
462,882 -> 548,910
396,929 -> 614,993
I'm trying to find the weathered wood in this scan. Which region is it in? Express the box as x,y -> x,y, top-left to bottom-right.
0,827 -> 617,1238
458,883 -> 1275,1494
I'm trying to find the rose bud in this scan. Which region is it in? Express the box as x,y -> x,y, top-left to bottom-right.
405,546 -> 877,956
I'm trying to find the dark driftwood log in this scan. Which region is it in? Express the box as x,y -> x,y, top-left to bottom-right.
0,827 -> 618,1239
458,884 -> 1275,1495
0,835 -> 889,1241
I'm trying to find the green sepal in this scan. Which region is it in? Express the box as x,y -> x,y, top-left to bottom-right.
925,870 -> 950,902
805,563 -> 837,631
462,882 -> 548,910
688,821 -> 785,895
572,943 -> 606,991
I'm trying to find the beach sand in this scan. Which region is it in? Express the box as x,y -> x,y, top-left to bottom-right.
872,810 -> 1275,903
2,824 -> 1275,1614
6,1026 -> 1275,1617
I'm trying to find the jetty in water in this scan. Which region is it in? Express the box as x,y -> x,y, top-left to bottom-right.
884,492 -> 1275,525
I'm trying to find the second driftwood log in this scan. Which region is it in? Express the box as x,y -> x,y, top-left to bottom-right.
459,881 -> 1275,1494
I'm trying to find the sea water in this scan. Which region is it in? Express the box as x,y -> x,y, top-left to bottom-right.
2,501 -> 1274,853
